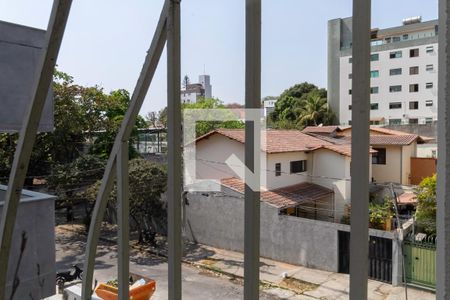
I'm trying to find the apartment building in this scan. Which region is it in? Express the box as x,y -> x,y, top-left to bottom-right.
181,74 -> 212,104
328,16 -> 438,125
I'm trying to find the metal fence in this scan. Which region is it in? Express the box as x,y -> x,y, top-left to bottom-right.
404,235 -> 437,290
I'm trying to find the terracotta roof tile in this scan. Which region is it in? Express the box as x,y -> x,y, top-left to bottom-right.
302,126 -> 341,134
197,129 -> 333,153
220,177 -> 334,209
370,134 -> 418,145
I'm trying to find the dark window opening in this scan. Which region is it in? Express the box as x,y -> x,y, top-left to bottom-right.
275,163 -> 281,176
290,160 -> 307,173
372,148 -> 386,165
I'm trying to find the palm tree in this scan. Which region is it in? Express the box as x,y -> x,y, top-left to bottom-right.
295,93 -> 334,127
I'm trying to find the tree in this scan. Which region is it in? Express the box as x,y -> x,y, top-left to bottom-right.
269,82 -> 333,129
182,75 -> 190,89
415,174 -> 437,234
295,92 -> 335,127
86,159 -> 167,243
182,97 -> 244,137
145,111 -> 158,128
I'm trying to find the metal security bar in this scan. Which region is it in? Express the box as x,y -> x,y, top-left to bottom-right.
437,0 -> 450,298
349,0 -> 371,299
0,1 -> 72,299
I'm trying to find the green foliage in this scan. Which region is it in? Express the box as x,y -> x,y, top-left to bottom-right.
182,97 -> 244,137
86,159 -> 167,242
369,198 -> 394,230
416,174 -> 437,234
269,82 -> 335,129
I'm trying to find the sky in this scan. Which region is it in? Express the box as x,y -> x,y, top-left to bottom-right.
0,0 -> 438,116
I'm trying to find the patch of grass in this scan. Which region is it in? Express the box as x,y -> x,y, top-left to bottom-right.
278,277 -> 318,294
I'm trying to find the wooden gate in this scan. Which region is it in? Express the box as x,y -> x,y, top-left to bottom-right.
404,235 -> 436,290
338,231 -> 392,283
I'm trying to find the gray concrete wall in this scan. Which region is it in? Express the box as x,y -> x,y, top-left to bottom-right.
383,123 -> 437,140
0,20 -> 53,133
0,188 -> 56,299
185,188 -> 402,282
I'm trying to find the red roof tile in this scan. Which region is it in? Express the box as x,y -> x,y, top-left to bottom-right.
197,129 -> 333,153
220,177 -> 334,209
370,134 -> 418,145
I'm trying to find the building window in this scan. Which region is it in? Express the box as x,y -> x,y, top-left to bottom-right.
348,105 -> 352,110
410,48 -> 419,57
426,82 -> 434,89
426,46 -> 434,53
426,100 -> 433,107
426,64 -> 434,71
372,148 -> 386,165
425,118 -> 433,124
389,102 -> 402,109
390,68 -> 402,76
371,70 -> 379,78
371,87 -> 379,94
349,89 -> 352,95
393,36 -> 401,42
349,57 -> 353,63
389,85 -> 402,92
385,37 -> 392,44
403,34 -> 409,40
410,66 -> 419,75
371,103 -> 379,110
389,119 -> 402,125
390,51 -> 402,59
409,101 -> 419,110
409,84 -> 419,92
290,160 -> 307,173
275,163 -> 281,177
348,73 -> 352,79
409,118 -> 419,124
371,53 -> 379,61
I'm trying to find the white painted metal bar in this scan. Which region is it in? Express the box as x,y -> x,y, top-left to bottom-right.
81,2 -> 169,298
349,0 -> 371,299
167,0 -> 182,299
0,1 -> 72,298
244,0 -> 261,299
437,0 -> 450,298
117,142 -> 129,300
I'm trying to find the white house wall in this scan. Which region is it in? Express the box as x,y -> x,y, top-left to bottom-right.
266,152 -> 310,190
372,145 -> 402,183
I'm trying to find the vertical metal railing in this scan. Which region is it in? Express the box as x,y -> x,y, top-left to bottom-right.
437,0 -> 450,298
0,1 -> 72,298
244,0 -> 261,299
167,0 -> 182,299
349,0 -> 371,299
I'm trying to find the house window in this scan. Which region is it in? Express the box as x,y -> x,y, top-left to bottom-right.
389,119 -> 402,125
426,64 -> 434,71
371,103 -> 379,110
372,148 -> 386,165
349,89 -> 352,95
348,105 -> 352,110
410,66 -> 419,75
409,118 -> 419,124
370,70 -> 379,78
371,53 -> 379,61
389,102 -> 402,109
390,51 -> 402,59
409,84 -> 419,92
389,85 -> 402,92
410,48 -> 419,57
393,36 -> 401,42
425,117 -> 433,124
426,82 -> 434,89
426,100 -> 433,107
275,163 -> 281,177
426,46 -> 434,53
390,68 -> 402,76
409,101 -> 419,110
290,160 -> 307,173
371,87 -> 379,94
348,73 -> 352,79
349,57 -> 353,63
403,34 -> 409,40
385,37 -> 392,44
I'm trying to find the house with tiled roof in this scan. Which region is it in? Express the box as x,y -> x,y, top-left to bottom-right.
194,129 -> 375,221
302,125 -> 433,185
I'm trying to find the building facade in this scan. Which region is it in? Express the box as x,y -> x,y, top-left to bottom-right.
181,74 -> 212,104
328,17 -> 438,125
